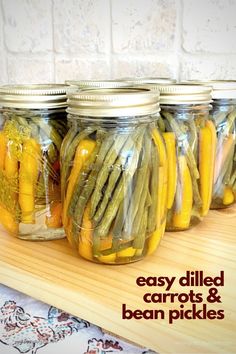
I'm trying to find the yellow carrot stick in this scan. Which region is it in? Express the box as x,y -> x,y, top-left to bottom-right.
0,202 -> 18,235
98,253 -> 116,263
46,202 -> 62,228
78,203 -> 94,261
152,127 -> 167,166
117,247 -> 136,258
152,128 -> 168,227
172,155 -> 193,229
19,138 -> 41,223
163,132 -> 177,209
199,120 -> 217,216
0,132 -> 7,170
214,134 -> 234,184
5,142 -> 18,179
223,186 -> 234,205
147,220 -> 166,256
62,139 -> 96,227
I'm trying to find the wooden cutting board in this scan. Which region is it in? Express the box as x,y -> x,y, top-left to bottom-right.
0,206 -> 235,353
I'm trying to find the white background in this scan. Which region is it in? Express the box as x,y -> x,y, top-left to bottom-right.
0,1 -> 236,85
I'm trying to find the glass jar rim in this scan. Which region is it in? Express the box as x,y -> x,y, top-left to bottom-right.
140,84 -> 212,104
0,84 -> 72,109
181,80 -> 236,99
67,87 -> 160,117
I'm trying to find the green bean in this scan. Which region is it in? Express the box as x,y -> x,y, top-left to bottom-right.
158,116 -> 166,132
145,188 -> 152,208
131,168 -> 150,237
121,129 -> 147,238
94,130 -> 143,239
229,169 -> 236,187
90,133 -> 130,217
214,142 -> 235,189
93,131 -> 140,224
162,111 -> 200,179
112,174 -> 134,239
133,208 -> 148,249
211,111 -> 227,126
100,240 -> 133,256
174,154 -> 184,213
47,143 -> 58,164
32,117 -> 62,151
233,180 -> 236,193
223,159 -> 233,185
31,123 -> 40,140
60,128 -> 77,159
147,138 -> 159,233
49,119 -> 68,138
224,109 -> 236,135
188,119 -> 198,159
15,115 -> 29,127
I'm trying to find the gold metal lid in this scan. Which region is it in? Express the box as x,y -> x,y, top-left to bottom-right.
118,77 -> 176,85
181,80 -> 236,99
155,84 -> 212,104
67,87 -> 160,117
65,79 -> 130,89
0,84 -> 72,109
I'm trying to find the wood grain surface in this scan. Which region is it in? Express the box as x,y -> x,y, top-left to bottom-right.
0,206 -> 235,353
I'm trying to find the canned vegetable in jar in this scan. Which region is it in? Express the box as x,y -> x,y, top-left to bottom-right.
183,80 -> 236,209
153,84 -> 214,231
61,88 -> 167,264
0,84 -> 70,240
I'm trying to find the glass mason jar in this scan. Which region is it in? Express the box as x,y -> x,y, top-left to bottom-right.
182,81 -> 236,209
61,88 -> 167,264
0,84 -> 70,240
148,84 -> 214,231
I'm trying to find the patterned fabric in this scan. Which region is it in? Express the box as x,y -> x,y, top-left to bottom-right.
0,284 -> 157,354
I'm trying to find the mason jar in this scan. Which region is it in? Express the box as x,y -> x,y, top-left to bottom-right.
182,80 -> 236,209
149,84 -> 214,231
0,84 -> 70,240
61,88 -> 167,264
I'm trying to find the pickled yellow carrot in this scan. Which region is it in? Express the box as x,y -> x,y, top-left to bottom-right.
172,155 -> 193,229
199,120 -> 217,216
163,132 -> 177,209
0,203 -> 18,235
152,128 -> 168,229
117,247 -> 136,258
78,203 -> 93,261
46,202 -> 62,228
147,220 -> 166,256
62,139 -> 96,227
223,186 -> 234,205
19,138 -> 41,223
100,234 -> 113,251
98,253 -> 116,263
0,132 -> 7,170
5,145 -> 18,179
152,127 -> 167,166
